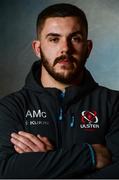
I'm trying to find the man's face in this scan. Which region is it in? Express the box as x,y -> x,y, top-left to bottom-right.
37,17 -> 92,84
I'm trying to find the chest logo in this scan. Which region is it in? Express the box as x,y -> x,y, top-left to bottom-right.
25,109 -> 49,126
25,109 -> 47,118
80,111 -> 100,131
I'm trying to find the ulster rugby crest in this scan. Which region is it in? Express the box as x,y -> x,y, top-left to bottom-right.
80,110 -> 100,131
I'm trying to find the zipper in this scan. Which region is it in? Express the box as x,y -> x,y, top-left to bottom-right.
59,108 -> 63,121
70,114 -> 75,128
58,91 -> 65,148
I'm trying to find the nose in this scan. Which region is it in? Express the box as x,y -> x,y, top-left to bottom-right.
61,38 -> 71,54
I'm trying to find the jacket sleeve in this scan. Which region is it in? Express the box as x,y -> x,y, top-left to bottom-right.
0,144 -> 95,178
82,96 -> 119,179
0,97 -> 96,178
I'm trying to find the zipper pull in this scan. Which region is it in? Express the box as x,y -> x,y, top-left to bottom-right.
59,108 -> 63,121
61,91 -> 65,98
70,115 -> 75,128
58,91 -> 65,121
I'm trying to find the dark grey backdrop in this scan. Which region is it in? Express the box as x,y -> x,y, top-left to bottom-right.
0,0 -> 119,98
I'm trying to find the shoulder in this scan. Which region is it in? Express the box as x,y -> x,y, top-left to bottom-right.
96,85 -> 119,107
0,88 -> 27,114
98,85 -> 119,96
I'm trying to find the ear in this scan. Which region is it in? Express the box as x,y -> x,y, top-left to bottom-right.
86,40 -> 93,58
32,40 -> 41,58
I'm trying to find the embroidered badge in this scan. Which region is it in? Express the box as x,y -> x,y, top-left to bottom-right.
80,110 -> 100,131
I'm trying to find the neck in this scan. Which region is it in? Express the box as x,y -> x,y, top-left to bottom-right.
41,65 -> 83,91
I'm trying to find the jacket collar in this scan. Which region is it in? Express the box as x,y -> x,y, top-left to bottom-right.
24,60 -> 98,106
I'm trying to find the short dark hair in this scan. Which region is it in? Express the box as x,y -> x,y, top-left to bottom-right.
36,3 -> 88,38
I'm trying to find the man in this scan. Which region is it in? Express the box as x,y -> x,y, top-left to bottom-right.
0,3 -> 119,178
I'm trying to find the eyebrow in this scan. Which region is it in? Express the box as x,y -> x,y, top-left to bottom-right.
46,31 -> 83,39
70,31 -> 83,37
46,33 -> 61,38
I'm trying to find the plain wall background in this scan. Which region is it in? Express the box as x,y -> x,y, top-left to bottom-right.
0,0 -> 119,98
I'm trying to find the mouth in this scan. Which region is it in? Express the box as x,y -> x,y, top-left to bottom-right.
53,55 -> 76,67
58,59 -> 70,64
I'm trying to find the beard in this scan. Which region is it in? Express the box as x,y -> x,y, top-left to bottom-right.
40,49 -> 87,84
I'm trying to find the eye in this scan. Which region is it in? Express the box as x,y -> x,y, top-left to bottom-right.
49,37 -> 59,43
71,36 -> 82,43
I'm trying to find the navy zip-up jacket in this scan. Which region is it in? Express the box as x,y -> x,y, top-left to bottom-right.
0,60 -> 119,178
